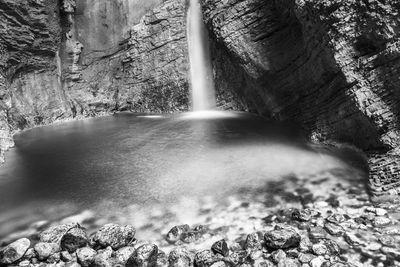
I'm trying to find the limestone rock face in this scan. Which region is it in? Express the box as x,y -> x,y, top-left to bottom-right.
201,0 -> 400,199
0,0 -> 189,162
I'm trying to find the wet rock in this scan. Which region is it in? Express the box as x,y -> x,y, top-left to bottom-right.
115,246 -> 136,264
308,227 -> 327,240
344,232 -> 363,246
34,242 -> 60,260
292,209 -> 312,222
244,232 -> 263,250
194,250 -> 218,267
271,249 -> 286,263
168,247 -> 192,267
373,217 -> 391,227
165,224 -> 190,243
379,236 -> 396,247
226,250 -> 246,266
312,243 -> 328,256
264,229 -> 300,249
298,253 -> 315,263
76,247 -> 96,267
181,230 -> 204,243
156,251 -> 168,267
61,250 -> 76,262
91,224 -> 136,249
299,235 -> 313,252
324,222 -> 344,236
310,256 -> 324,267
40,223 -> 79,244
211,239 -> 229,257
126,244 -> 158,267
326,214 -> 347,224
92,246 -> 114,267
0,238 -> 30,264
61,226 -> 88,252
277,258 -> 300,267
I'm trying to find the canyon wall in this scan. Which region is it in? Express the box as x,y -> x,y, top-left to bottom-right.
202,0 -> 400,200
0,0 -> 190,161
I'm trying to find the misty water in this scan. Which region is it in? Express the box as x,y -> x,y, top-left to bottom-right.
0,111 -> 362,238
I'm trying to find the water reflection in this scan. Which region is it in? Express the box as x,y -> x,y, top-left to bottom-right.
0,112 -> 362,237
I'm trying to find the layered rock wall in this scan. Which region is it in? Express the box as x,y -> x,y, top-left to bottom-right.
0,0 -> 190,161
201,0 -> 400,200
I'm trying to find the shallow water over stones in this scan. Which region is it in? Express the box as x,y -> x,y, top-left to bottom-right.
0,111 -> 363,239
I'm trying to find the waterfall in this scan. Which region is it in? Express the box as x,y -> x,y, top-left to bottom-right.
187,0 -> 216,111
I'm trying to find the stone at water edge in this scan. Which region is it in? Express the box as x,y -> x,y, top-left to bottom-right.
91,223 -> 136,249
126,244 -> 158,267
165,224 -> 190,243
211,239 -> 229,257
76,247 -> 96,267
244,232 -> 264,250
168,247 -> 193,267
115,246 -> 136,264
61,225 -> 88,252
0,238 -> 30,264
34,242 -> 60,261
39,223 -> 79,244
194,250 -> 219,267
264,229 -> 301,249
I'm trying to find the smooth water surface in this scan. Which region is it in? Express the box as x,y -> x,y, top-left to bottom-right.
0,111 -> 356,237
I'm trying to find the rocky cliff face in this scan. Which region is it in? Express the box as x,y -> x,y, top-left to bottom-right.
0,0 -> 190,161
201,0 -> 400,200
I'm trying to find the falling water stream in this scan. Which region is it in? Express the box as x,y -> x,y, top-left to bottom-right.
187,0 -> 216,111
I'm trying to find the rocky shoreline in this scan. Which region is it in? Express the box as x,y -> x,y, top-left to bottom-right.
1,168 -> 400,267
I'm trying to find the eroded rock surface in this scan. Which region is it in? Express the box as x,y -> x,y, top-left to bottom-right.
201,0 -> 400,199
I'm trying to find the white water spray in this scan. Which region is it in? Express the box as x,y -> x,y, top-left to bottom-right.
187,0 -> 216,111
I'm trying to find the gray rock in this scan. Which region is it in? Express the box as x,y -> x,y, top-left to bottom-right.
211,239 -> 229,257
194,250 -> 218,267
61,226 -> 88,252
226,250 -> 246,266
156,250 -> 168,267
115,246 -> 136,264
91,224 -> 136,249
165,224 -> 190,243
373,216 -> 391,227
40,223 -> 79,244
298,253 -> 316,263
0,238 -> 30,264
292,209 -> 312,222
264,229 -> 301,249
324,222 -> 344,236
76,247 -> 96,267
92,247 -> 115,267
168,247 -> 192,267
126,244 -> 158,267
244,232 -> 263,250
271,249 -> 286,263
34,242 -> 60,260
312,243 -> 328,256
61,250 -> 76,262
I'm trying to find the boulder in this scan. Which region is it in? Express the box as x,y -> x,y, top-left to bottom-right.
126,244 -> 158,267
0,238 -> 30,264
91,224 -> 136,249
61,226 -> 88,252
168,247 -> 192,267
264,229 -> 300,249
34,242 -> 60,261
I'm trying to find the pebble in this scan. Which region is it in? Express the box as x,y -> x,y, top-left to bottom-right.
264,229 -> 301,249
34,242 -> 60,260
76,247 -> 96,267
91,224 -> 136,249
126,244 -> 158,267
